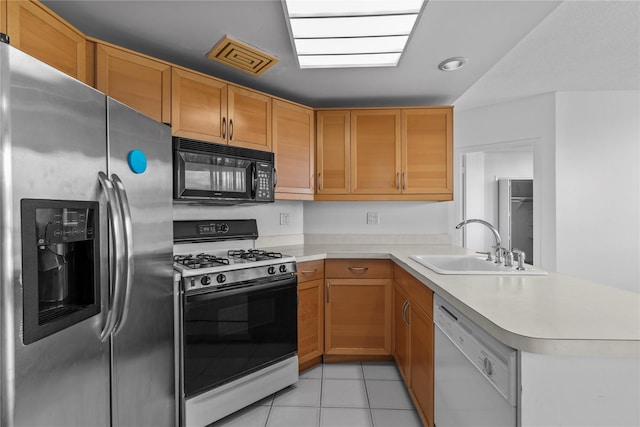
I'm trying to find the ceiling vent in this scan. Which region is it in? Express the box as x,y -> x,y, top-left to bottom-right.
206,35 -> 279,76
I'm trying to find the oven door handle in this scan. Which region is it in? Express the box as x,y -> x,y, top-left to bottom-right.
186,276 -> 296,303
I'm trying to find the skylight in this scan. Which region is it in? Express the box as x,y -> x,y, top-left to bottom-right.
283,0 -> 425,69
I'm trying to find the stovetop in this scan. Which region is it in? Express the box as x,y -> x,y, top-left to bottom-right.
173,219 -> 297,293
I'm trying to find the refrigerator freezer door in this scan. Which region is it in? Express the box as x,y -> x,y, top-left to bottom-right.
106,99 -> 175,426
1,44 -> 110,426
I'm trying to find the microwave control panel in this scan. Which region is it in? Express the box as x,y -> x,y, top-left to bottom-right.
255,162 -> 273,201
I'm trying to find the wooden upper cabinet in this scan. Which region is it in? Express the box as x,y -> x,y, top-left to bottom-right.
402,108 -> 453,195
1,1 -> 7,34
96,43 -> 171,123
7,0 -> 88,83
351,109 -> 402,194
273,99 -> 314,199
227,85 -> 271,151
171,67 -> 227,143
316,110 -> 350,194
171,73 -> 271,151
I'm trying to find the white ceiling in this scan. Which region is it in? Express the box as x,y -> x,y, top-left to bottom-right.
41,0 -> 639,110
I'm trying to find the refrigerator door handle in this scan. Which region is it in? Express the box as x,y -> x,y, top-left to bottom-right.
111,174 -> 134,336
98,172 -> 126,341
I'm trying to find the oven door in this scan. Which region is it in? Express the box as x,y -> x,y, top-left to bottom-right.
182,276 -> 298,398
174,149 -> 254,201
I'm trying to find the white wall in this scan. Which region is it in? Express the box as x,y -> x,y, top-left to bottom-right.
454,90 -> 640,292
555,91 -> 639,292
303,201 -> 451,235
454,93 -> 557,270
173,200 -> 304,236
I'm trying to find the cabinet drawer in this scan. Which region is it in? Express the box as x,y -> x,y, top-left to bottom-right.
296,260 -> 325,283
325,259 -> 392,279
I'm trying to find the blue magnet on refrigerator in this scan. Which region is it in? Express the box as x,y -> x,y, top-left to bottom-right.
128,149 -> 147,174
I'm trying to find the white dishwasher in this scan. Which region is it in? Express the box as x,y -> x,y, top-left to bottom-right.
433,295 -> 517,427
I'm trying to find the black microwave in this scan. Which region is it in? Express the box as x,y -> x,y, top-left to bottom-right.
173,137 -> 275,204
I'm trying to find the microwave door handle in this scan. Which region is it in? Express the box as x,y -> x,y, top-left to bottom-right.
251,163 -> 257,196
273,167 -> 278,189
110,174 -> 134,336
97,172 -> 125,341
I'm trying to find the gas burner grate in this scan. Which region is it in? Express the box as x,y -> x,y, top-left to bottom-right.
174,254 -> 230,269
227,249 -> 283,261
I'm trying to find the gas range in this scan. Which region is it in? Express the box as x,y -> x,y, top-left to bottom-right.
173,220 -> 296,294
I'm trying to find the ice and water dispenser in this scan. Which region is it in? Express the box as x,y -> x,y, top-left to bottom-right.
21,199 -> 101,344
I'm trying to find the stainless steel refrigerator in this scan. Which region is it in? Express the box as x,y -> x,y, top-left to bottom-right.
0,42 -> 175,426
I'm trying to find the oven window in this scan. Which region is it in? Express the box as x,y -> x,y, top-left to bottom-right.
183,281 -> 297,397
182,153 -> 250,193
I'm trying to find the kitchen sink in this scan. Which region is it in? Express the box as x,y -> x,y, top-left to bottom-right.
409,255 -> 547,275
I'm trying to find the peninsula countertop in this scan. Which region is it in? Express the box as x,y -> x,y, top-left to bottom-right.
259,241 -> 640,358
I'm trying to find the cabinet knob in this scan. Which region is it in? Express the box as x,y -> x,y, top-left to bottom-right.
222,117 -> 227,139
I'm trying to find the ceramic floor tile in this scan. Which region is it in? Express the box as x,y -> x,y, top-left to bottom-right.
210,404 -> 270,427
362,362 -> 402,381
266,406 -> 320,427
322,362 -> 363,379
300,364 -> 323,379
321,379 -> 369,408
365,380 -> 415,410
253,393 -> 275,406
273,379 -> 322,407
320,407 -> 373,427
371,408 -> 423,427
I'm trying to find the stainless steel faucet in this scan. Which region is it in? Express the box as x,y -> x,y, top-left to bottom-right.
455,219 -> 504,262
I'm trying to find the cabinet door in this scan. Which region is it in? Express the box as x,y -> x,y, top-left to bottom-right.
401,108 -> 453,195
410,304 -> 434,427
227,85 -> 272,151
325,278 -> 391,356
316,110 -> 350,194
273,99 -> 315,199
7,0 -> 88,83
171,67 -> 227,144
96,44 -> 171,123
297,278 -> 324,369
393,284 -> 410,383
351,109 -> 401,194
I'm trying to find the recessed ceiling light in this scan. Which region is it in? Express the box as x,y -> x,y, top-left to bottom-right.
283,0 -> 426,69
438,57 -> 467,71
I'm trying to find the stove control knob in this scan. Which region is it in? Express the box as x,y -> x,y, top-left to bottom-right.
267,266 -> 276,275
279,265 -> 287,273
216,274 -> 226,284
200,276 -> 212,286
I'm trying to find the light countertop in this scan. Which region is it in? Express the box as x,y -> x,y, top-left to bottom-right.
261,242 -> 640,358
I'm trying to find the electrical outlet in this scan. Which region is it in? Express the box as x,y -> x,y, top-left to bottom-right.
366,212 -> 380,225
280,213 -> 290,226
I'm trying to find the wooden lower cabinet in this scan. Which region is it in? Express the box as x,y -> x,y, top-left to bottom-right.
324,259 -> 392,358
296,260 -> 324,371
393,284 -> 411,383
393,264 -> 434,427
409,303 -> 434,427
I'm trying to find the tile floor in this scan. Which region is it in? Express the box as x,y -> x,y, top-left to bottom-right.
210,361 -> 423,427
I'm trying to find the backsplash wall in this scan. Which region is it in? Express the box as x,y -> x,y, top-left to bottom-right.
173,200 -> 304,236
303,201 -> 451,235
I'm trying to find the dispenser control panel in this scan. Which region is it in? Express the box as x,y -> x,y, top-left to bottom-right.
35,206 -> 95,244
